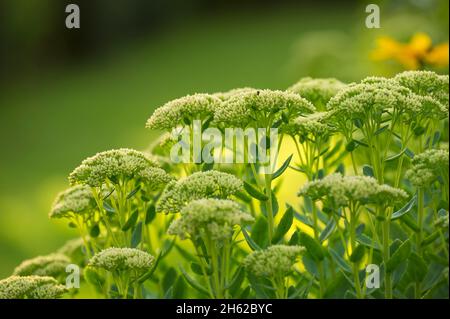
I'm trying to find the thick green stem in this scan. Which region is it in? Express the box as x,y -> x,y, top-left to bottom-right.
264,174 -> 274,243
349,211 -> 362,299
382,219 -> 392,299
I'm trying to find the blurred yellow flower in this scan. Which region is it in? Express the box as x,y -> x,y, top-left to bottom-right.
371,32 -> 449,70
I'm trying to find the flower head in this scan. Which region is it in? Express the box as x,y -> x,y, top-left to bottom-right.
243,245 -> 304,278
406,149 -> 449,187
287,77 -> 346,110
13,254 -> 71,279
88,248 -> 154,273
146,94 -> 221,130
137,167 -> 175,192
370,33 -> 448,70
282,111 -> 335,137
213,87 -> 256,101
69,148 -> 159,187
168,199 -> 253,241
157,170 -> 243,214
49,184 -> 95,219
327,79 -> 420,119
214,89 -> 315,128
394,71 -> 449,114
298,173 -> 408,208
0,275 -> 67,299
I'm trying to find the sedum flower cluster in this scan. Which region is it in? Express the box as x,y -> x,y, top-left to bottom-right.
298,173 -> 408,208
214,89 -> 315,128
49,184 -> 95,219
406,149 -> 449,187
13,254 -> 70,279
88,247 -> 154,273
243,245 -> 304,278
69,148 -> 160,187
146,93 -> 222,130
287,77 -> 346,110
0,275 -> 67,299
168,199 -> 254,241
157,170 -> 243,214
282,111 -> 335,137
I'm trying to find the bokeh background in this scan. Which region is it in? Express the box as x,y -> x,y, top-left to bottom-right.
0,0 -> 448,278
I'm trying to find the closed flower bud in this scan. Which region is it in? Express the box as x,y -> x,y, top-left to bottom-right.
298,173 -> 408,208
13,254 -> 71,279
88,247 -> 154,273
287,77 -> 346,110
0,275 -> 67,299
406,149 -> 449,187
243,245 -> 304,278
146,94 -> 221,130
168,199 -> 254,241
157,170 -> 243,214
49,184 -> 95,219
69,148 -> 159,187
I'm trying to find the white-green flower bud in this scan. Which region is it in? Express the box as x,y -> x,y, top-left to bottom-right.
88,247 -> 154,273
168,199 -> 254,241
243,245 -> 304,278
69,148 -> 159,187
0,275 -> 67,299
13,254 -> 71,278
146,93 -> 221,130
157,170 -> 243,214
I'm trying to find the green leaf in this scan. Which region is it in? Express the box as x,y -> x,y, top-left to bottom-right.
162,268 -> 177,293
243,181 -> 268,201
405,148 -> 415,159
272,206 -> 294,244
145,205 -> 156,225
349,245 -> 365,263
228,267 -> 245,296
413,126 -> 426,136
422,231 -> 441,247
329,248 -> 351,273
407,252 -> 427,283
137,250 -> 162,283
345,140 -> 358,152
288,229 -> 300,246
319,219 -> 336,242
251,216 -> 269,248
374,125 -> 389,136
272,154 -> 293,180
299,232 -> 324,262
356,233 -> 381,251
180,267 -> 210,296
172,276 -> 186,299
126,185 -> 141,200
362,165 -> 374,177
89,224 -> 100,238
386,239 -> 411,273
131,221 -> 142,248
241,227 -> 261,251
400,214 -> 420,232
353,139 -> 369,148
103,202 -> 115,213
384,149 -> 406,163
391,195 -> 416,220
122,209 -> 139,231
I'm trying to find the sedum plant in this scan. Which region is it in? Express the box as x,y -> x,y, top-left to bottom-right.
244,245 -> 304,298
0,276 -> 67,299
3,70 -> 448,300
168,199 -> 254,298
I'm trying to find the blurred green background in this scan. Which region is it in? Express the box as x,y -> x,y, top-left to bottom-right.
0,0 -> 448,278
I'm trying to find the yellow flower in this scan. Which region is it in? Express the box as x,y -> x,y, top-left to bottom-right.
371,32 -> 448,70
425,43 -> 449,68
